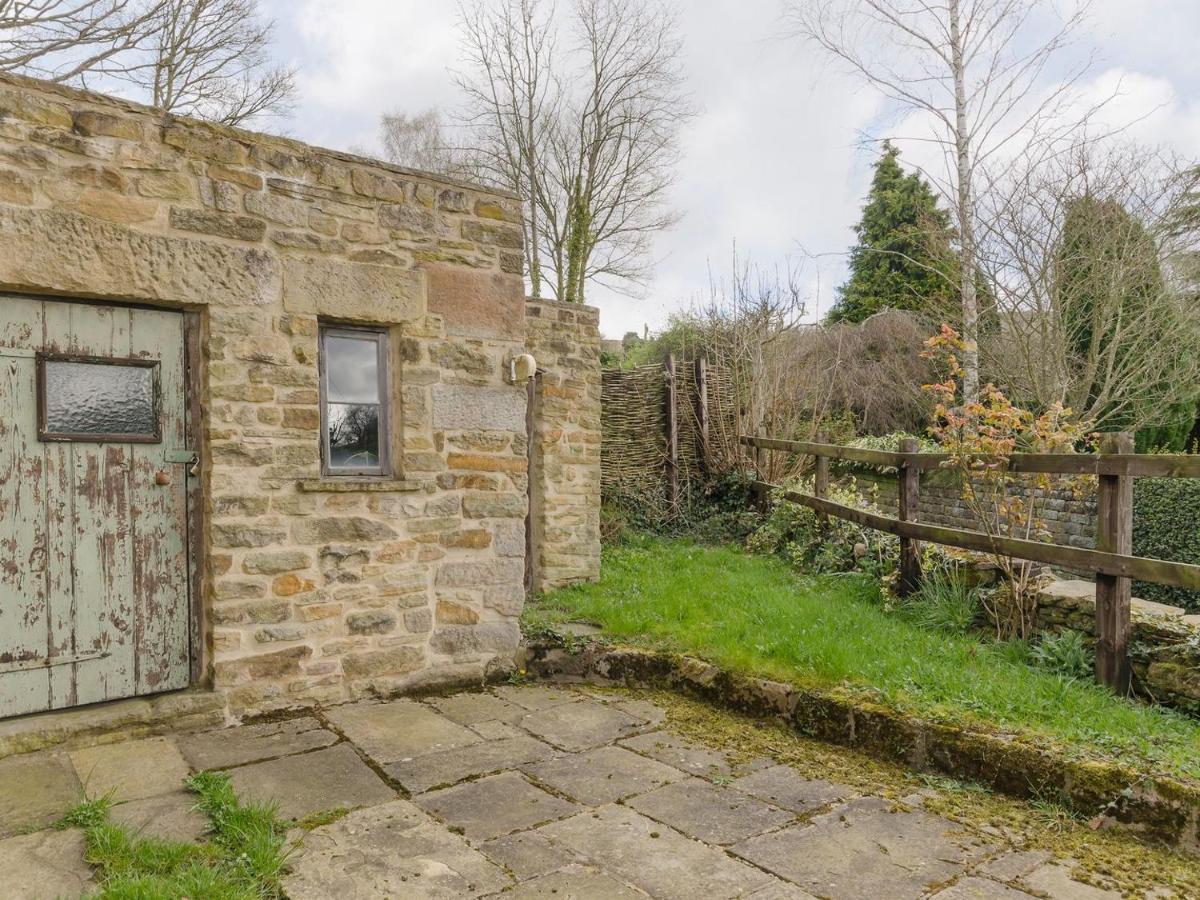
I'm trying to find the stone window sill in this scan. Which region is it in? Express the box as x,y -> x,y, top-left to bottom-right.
297,478 -> 424,493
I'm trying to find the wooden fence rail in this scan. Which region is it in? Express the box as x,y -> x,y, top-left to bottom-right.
740,433 -> 1200,694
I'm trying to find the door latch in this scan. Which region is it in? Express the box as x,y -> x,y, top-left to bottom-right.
165,449 -> 200,477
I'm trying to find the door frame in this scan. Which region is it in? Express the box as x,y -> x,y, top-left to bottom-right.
3,292 -> 208,694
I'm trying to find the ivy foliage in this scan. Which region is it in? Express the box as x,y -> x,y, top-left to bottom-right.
1132,478 -> 1200,611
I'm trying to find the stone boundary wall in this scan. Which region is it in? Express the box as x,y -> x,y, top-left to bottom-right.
850,469 -> 1098,550
0,72 -> 540,718
525,299 -> 602,592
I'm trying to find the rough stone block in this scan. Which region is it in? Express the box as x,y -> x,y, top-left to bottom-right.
425,264 -> 524,340
432,383 -> 525,431
281,257 -> 424,322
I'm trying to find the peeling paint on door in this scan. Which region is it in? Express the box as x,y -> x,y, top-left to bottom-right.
0,296 -> 190,717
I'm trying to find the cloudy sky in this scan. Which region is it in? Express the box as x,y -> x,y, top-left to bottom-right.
260,0 -> 1200,339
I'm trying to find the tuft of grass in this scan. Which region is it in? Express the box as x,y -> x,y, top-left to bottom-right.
1031,629 -> 1094,682
899,567 -> 980,634
529,535 -> 1200,782
63,770 -> 289,899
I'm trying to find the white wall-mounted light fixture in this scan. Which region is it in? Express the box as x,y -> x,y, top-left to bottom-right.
508,352 -> 537,384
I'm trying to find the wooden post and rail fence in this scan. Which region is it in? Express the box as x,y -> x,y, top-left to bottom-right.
741,433 -> 1200,694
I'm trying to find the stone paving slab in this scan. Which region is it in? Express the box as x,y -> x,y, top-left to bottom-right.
477,830 -> 581,881
628,777 -> 795,845
1019,863 -> 1121,899
522,744 -> 686,805
225,742 -> 395,821
416,770 -> 580,841
493,684 -> 580,710
932,877 -> 1038,899
732,797 -> 991,900
619,729 -> 737,779
325,698 -> 481,764
68,735 -> 190,801
388,734 -> 556,793
519,697 -> 646,751
176,716 -> 337,770
0,750 -> 82,835
109,790 -> 208,843
0,827 -> 93,899
284,799 -> 511,899
539,803 -> 777,900
485,864 -> 651,898
425,692 -> 529,726
731,765 -> 853,813
744,882 -> 821,899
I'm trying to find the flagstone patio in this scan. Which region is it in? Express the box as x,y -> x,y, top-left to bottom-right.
0,684 -> 1151,898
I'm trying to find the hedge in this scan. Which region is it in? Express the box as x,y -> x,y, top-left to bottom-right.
1132,478 -> 1200,612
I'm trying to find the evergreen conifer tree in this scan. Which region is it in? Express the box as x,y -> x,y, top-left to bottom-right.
829,142 -> 958,324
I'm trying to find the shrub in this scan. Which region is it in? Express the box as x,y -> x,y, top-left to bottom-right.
603,471 -> 762,546
748,478 -> 899,578
1031,630 -> 1094,681
901,567 -> 980,634
1132,478 -> 1200,612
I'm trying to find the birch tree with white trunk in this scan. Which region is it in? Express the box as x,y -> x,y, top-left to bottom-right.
784,0 -> 1099,401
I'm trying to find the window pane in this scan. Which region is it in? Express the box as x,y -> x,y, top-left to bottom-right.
327,403 -> 381,469
325,335 -> 380,404
43,360 -> 157,438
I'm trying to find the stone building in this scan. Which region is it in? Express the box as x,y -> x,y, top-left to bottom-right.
0,73 -> 600,724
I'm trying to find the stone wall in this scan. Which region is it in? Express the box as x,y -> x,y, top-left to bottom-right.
524,299 -> 602,592
0,73 -> 557,717
851,469 -> 1098,550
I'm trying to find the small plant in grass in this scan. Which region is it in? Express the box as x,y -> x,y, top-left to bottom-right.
1031,630 -> 1095,682
62,770 -> 289,899
922,325 -> 1093,639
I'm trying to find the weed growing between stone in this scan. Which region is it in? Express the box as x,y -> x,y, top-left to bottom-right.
648,688 -> 1200,897
59,771 -> 288,899
529,536 -> 1200,781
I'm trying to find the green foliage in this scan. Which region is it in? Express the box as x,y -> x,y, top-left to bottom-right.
829,142 -> 960,324
603,471 -> 763,546
747,479 -> 898,578
65,770 -> 289,899
530,535 -> 1200,780
1135,404 -> 1198,453
1030,630 -> 1094,682
1132,478 -> 1200,611
900,567 -> 981,635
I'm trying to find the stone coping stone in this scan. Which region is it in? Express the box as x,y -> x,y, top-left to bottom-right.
0,690 -> 224,760
521,639 -> 1200,851
1042,579 -> 1186,619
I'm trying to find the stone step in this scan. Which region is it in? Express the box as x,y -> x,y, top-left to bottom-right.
1040,579 -> 1187,619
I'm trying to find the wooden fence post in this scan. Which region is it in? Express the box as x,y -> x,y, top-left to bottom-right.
898,437 -> 922,596
665,354 -> 679,514
813,433 -> 830,528
694,356 -> 710,475
1095,431 -> 1134,693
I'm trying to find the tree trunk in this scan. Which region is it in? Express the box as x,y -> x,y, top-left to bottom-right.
949,0 -> 980,402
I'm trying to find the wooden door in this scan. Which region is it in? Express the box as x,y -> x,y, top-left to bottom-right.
0,296 -> 191,717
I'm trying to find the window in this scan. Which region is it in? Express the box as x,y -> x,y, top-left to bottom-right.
37,354 -> 161,443
319,325 -> 391,476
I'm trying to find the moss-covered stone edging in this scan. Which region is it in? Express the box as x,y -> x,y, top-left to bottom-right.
519,637 -> 1200,852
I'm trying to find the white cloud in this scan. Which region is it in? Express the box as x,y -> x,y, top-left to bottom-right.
264,0 -> 1198,339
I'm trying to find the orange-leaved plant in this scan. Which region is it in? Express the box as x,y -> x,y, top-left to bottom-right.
922,325 -> 1093,638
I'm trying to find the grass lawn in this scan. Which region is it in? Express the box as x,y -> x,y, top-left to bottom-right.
527,534 -> 1200,783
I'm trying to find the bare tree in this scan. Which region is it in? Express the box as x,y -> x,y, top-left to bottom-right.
456,0 -> 557,298
978,142 -> 1200,433
119,0 -> 295,125
0,0 -> 165,82
455,0 -> 692,304
378,108 -> 462,174
785,0 -> 1100,402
